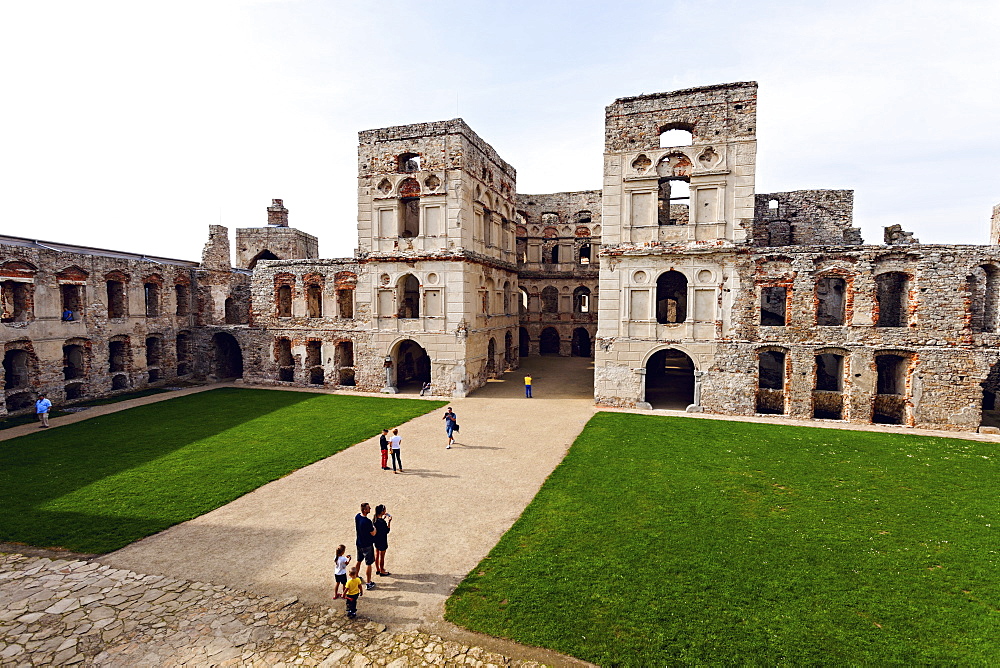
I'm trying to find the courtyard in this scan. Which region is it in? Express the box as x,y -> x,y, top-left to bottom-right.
2,358 -> 999,664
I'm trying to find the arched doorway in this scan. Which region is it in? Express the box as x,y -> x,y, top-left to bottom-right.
645,348 -> 695,409
571,327 -> 591,357
519,328 -> 530,357
212,332 -> 243,379
539,327 -> 560,356
486,337 -> 497,376
394,339 -> 430,392
982,360 -> 1000,429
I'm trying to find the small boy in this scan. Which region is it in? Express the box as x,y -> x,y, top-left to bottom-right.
344,565 -> 364,619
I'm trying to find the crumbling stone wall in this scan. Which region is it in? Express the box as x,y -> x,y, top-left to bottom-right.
752,190 -> 861,246
0,236 -> 204,415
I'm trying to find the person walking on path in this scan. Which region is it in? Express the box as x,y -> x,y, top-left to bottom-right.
333,544 -> 351,599
379,429 -> 390,470
524,375 -> 533,398
373,504 -> 392,577
35,394 -> 51,428
344,566 -> 364,619
389,428 -> 403,473
442,407 -> 458,448
354,503 -> 377,589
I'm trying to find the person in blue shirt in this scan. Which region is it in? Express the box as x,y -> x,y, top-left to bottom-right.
35,394 -> 52,428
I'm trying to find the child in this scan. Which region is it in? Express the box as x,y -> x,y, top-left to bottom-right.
333,545 -> 351,599
344,565 -> 364,619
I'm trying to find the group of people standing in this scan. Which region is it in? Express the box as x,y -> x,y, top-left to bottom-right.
377,406 -> 460,473
334,502 -> 393,619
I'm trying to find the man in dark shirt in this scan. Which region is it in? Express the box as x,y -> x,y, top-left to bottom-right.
355,503 -> 377,589
379,429 -> 389,470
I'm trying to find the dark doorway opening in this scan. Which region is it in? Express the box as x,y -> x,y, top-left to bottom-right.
395,339 -> 431,392
539,327 -> 560,355
519,328 -> 530,357
571,327 -> 591,357
213,332 -> 244,379
645,349 -> 695,409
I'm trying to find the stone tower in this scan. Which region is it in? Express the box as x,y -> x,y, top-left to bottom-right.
356,119 -> 520,396
595,82 -> 758,408
234,199 -> 319,269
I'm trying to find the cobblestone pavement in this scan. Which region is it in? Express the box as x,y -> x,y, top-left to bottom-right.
0,553 -> 544,667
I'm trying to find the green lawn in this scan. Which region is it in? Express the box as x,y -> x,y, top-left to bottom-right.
0,388 -> 444,553
446,413 -> 1000,665
0,387 -> 173,430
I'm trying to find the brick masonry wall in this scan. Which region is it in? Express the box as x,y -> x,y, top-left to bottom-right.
752,190 -> 862,246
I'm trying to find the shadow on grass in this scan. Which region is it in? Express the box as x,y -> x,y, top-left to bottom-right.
0,387 -> 445,553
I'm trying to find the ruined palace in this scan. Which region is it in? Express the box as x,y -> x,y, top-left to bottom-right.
3,81 -> 1000,432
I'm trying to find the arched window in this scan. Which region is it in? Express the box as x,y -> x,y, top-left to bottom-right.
541,286 -> 559,314
656,271 -> 687,324
573,286 -> 591,314
143,278 -> 161,317
658,123 -> 694,148
398,275 -> 420,318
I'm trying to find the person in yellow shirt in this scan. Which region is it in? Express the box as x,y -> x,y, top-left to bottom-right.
344,566 -> 364,619
524,375 -> 532,398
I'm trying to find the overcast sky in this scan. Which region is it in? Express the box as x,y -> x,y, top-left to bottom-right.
3,0 -> 998,261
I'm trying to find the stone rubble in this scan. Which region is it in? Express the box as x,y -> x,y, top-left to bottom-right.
0,554 -> 542,667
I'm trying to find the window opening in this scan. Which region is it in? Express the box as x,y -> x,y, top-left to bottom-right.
398,153 -> 420,172
656,271 -> 687,324
107,281 -> 126,318
659,128 -> 693,147
573,286 -> 591,314
109,340 -> 128,373
399,275 -> 420,318
874,354 -> 908,424
875,273 -> 908,327
276,285 -> 292,318
401,197 -> 420,238
3,350 -> 31,389
337,289 -> 354,319
658,178 -> 690,225
816,277 -> 846,326
61,284 -> 82,320
0,281 -> 32,322
541,286 -> 559,314
175,284 -> 189,316
307,284 -> 323,318
579,244 -> 591,265
760,286 -> 787,326
756,350 -> 786,415
144,282 -> 159,317
63,344 -> 85,380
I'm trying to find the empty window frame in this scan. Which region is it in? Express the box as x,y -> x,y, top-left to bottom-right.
657,178 -> 690,226
813,352 -> 845,420
276,337 -> 294,382
60,284 -> 83,320
815,277 -> 847,326
276,285 -> 292,318
875,272 -> 908,327
144,281 -> 160,317
63,344 -> 85,380
756,349 -> 787,415
398,275 -> 420,318
108,339 -> 129,373
968,265 -> 1000,332
874,354 -> 909,424
0,281 -> 32,322
306,283 -> 323,318
541,286 -> 559,314
760,286 -> 787,326
573,286 -> 591,314
656,271 -> 687,324
174,283 -> 190,316
106,281 -> 127,318
337,289 -> 354,319
579,243 -> 591,265
401,198 -> 420,238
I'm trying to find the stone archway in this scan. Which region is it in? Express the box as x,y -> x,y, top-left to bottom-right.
519,328 -> 530,357
394,339 -> 430,392
539,327 -> 560,356
571,327 -> 591,357
644,348 -> 695,409
212,332 -> 244,379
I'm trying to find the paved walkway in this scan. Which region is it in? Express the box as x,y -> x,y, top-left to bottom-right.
97,358 -> 597,646
0,552 -> 544,667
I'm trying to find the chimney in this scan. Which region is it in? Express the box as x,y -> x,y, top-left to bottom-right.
267,199 -> 289,227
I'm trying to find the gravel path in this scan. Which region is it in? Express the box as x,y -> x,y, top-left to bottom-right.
98,358 -> 597,637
